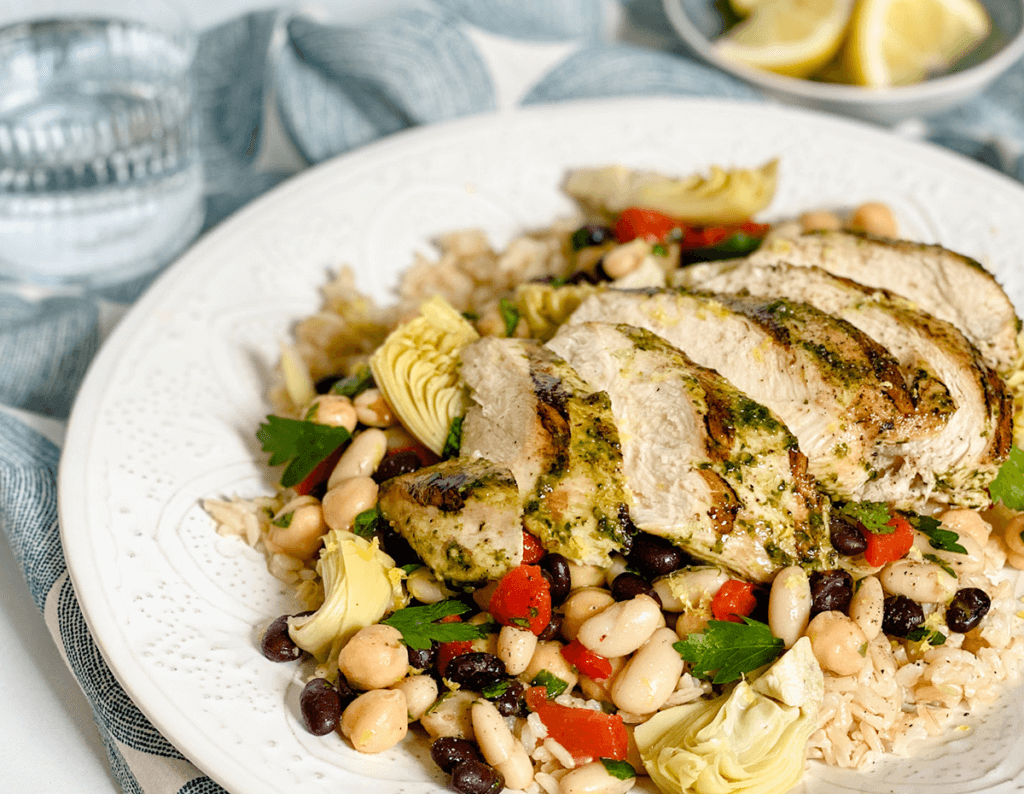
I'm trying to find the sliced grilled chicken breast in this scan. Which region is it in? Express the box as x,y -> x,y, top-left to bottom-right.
547,322 -> 834,581
459,337 -> 632,566
568,289 -> 919,504
747,230 -> 1020,373
676,261 -> 1012,507
378,458 -> 523,586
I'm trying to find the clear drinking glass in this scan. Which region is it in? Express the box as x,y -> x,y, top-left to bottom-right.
0,0 -> 204,287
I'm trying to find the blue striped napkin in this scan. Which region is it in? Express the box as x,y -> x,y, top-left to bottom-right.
2,2 -> 1023,792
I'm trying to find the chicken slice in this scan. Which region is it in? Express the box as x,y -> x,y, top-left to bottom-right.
459,337 -> 632,566
547,322 -> 834,581
746,230 -> 1020,373
377,458 -> 522,586
676,261 -> 1012,507
568,289 -> 918,504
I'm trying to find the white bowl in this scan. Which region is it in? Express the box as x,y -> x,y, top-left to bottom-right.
662,0 -> 1024,124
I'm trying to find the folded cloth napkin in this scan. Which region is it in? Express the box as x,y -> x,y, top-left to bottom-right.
2,2 -> 1023,792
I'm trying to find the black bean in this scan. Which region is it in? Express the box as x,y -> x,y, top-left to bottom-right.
882,595 -> 924,637
334,674 -> 357,710
809,570 -> 854,616
611,572 -> 660,606
536,613 -> 563,641
565,268 -> 599,285
539,554 -> 571,605
373,450 -> 423,483
628,533 -> 692,579
486,679 -> 527,717
431,737 -> 483,774
946,587 -> 991,633
314,374 -> 344,394
379,528 -> 420,568
570,224 -> 615,251
260,614 -> 303,662
829,513 -> 868,556
299,678 -> 342,735
407,643 -> 437,672
444,652 -> 508,690
451,760 -> 505,794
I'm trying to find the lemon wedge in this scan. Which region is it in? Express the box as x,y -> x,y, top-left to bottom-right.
843,0 -> 991,86
715,0 -> 857,78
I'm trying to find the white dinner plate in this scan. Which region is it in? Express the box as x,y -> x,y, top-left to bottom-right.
60,97 -> 1024,794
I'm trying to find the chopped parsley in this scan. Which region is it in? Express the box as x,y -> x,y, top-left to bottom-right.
498,298 -> 521,337
906,627 -> 946,646
989,445 -> 1024,510
481,680 -> 512,699
600,759 -> 636,780
330,364 -> 374,398
382,600 -> 488,650
922,553 -> 957,577
839,501 -> 894,534
352,506 -> 381,538
651,243 -> 668,257
271,512 -> 293,528
530,669 -> 569,698
673,618 -> 784,684
462,310 -> 480,322
441,416 -> 463,460
256,415 -> 351,488
909,514 -> 967,554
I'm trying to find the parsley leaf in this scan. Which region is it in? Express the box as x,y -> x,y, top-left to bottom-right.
256,416 -> 351,488
498,298 -> 521,337
600,759 -> 636,780
906,627 -> 946,646
922,553 -> 957,577
673,618 -> 784,683
839,501 -> 894,534
989,446 -> 1024,510
462,310 -> 480,322
481,680 -> 512,699
352,507 -> 381,538
530,669 -> 569,698
382,600 -> 488,651
909,514 -> 967,554
442,416 -> 463,460
652,243 -> 668,257
330,365 -> 374,398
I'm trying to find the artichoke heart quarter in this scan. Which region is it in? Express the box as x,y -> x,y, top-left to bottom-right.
370,295 -> 479,455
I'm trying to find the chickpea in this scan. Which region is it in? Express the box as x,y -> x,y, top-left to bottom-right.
338,624 -> 408,690
847,202 -> 898,238
561,587 -> 616,641
602,239 -> 649,280
390,674 -> 438,722
354,388 -> 396,428
265,500 -> 326,560
577,594 -> 664,658
799,210 -> 842,232
521,641 -> 578,694
805,611 -> 868,676
306,394 -> 358,431
1004,514 -> 1024,557
322,476 -> 378,532
340,689 -> 408,753
327,428 -> 388,489
420,690 -> 476,740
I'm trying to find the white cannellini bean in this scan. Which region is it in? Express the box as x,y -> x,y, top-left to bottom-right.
340,689 -> 408,753
354,388 -> 396,428
472,699 -> 516,765
939,508 -> 992,548
265,501 -> 326,560
799,210 -> 842,232
602,239 -> 649,280
916,531 -> 986,575
805,611 -> 868,676
307,394 -> 358,431
522,641 -> 579,694
879,559 -> 959,603
577,594 -> 664,658
567,561 -> 607,590
407,566 -> 454,605
328,428 -> 388,489
497,625 -> 538,676
849,575 -> 884,640
653,567 -> 729,614
610,627 -> 683,714
390,674 -> 438,722
494,741 -> 535,790
847,202 -> 898,238
767,566 -> 811,648
561,587 -> 616,641
468,612 -> 499,656
338,624 -> 408,690
603,554 -> 630,588
579,655 -> 626,703
559,760 -> 637,794
1004,514 -> 1024,556
419,691 -> 476,740
322,476 -> 378,532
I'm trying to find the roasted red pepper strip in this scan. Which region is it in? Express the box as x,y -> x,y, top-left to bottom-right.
711,579 -> 759,623
614,207 -> 679,244
521,531 -> 546,565
863,513 -> 915,567
525,686 -> 628,762
436,614 -> 473,676
293,447 -> 343,495
488,564 -> 552,635
560,639 -> 613,681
